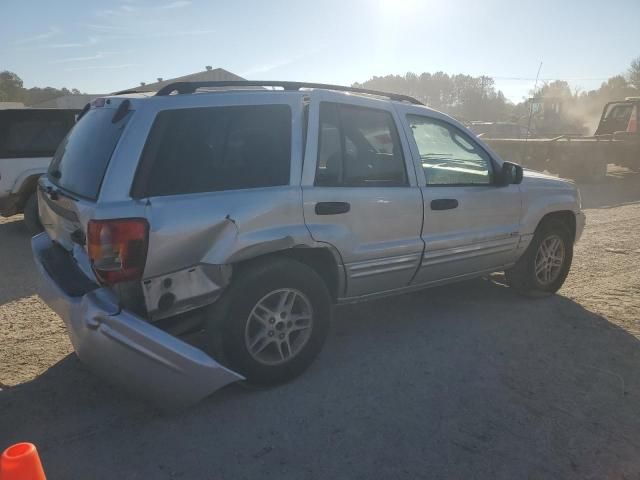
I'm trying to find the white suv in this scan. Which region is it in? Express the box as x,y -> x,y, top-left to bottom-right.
32,82 -> 585,408
0,108 -> 77,232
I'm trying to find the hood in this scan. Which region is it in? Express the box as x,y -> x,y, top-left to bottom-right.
521,168 -> 575,190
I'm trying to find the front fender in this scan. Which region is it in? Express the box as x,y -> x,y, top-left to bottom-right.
520,188 -> 581,236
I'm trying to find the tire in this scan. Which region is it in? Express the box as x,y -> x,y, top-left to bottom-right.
208,257 -> 332,386
23,192 -> 43,235
505,219 -> 573,297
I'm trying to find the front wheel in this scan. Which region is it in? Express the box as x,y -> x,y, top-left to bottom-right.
505,219 -> 573,297
208,257 -> 332,386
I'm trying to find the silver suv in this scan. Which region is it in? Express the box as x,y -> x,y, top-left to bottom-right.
32,81 -> 585,408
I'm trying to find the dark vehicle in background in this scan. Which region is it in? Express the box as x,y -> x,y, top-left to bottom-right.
0,108 -> 78,233
481,98 -> 639,183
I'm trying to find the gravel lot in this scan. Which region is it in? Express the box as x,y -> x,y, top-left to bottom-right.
1,168 -> 639,479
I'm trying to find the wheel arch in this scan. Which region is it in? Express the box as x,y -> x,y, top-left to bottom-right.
536,210 -> 576,241
232,246 -> 345,302
521,188 -> 580,239
14,174 -> 42,212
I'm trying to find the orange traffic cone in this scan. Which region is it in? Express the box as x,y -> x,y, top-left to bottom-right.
0,443 -> 46,480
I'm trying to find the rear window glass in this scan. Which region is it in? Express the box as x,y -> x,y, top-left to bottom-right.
0,110 -> 76,158
138,105 -> 291,197
48,107 -> 131,200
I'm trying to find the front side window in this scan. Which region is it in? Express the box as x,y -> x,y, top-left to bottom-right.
407,115 -> 493,186
141,105 -> 291,197
315,102 -> 407,187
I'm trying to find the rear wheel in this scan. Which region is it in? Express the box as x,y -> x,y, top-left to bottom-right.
505,219 -> 573,297
208,257 -> 331,386
23,192 -> 43,235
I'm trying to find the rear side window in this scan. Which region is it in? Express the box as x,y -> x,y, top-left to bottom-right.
139,105 -> 291,197
0,110 -> 75,159
48,107 -> 132,200
315,102 -> 407,187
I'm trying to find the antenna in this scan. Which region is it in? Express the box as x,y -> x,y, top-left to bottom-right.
526,61 -> 543,143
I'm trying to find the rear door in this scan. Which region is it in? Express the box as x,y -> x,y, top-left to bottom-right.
302,93 -> 424,298
399,109 -> 522,285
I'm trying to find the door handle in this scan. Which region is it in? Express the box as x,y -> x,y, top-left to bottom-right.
315,201 -> 351,215
430,198 -> 458,211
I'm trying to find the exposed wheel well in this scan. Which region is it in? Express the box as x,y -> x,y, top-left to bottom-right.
15,175 -> 41,212
538,210 -> 576,240
235,247 -> 342,302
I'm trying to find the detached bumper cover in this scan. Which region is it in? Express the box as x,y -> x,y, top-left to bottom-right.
32,233 -> 243,409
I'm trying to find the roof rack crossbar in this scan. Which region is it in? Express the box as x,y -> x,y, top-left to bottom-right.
154,81 -> 423,105
112,89 -> 154,95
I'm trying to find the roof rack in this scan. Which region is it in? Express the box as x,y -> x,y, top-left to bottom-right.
112,89 -> 154,96
154,81 -> 424,105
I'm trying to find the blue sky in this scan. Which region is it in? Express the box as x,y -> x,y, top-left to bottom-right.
2,0 -> 638,103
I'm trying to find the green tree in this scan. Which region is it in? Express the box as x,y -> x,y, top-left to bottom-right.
0,71 -> 25,102
629,57 -> 640,90
353,71 -> 511,122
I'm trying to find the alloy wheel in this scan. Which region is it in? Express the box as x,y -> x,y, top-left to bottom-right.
244,288 -> 314,366
534,234 -> 565,286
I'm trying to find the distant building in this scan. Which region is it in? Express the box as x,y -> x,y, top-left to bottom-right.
27,67 -> 244,110
0,102 -> 26,109
125,66 -> 244,93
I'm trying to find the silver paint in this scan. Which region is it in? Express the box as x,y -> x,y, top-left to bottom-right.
33,87 -> 586,407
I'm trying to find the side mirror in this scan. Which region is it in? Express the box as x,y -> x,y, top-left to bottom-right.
497,161 -> 523,186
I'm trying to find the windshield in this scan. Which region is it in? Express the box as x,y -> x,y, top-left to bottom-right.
48,107 -> 131,200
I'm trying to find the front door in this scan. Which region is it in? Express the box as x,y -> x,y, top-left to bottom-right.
302,94 -> 424,298
400,112 -> 522,285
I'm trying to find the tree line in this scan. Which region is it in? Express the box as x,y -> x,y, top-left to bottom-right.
0,71 -> 82,106
354,56 -> 640,134
2,56 -> 639,134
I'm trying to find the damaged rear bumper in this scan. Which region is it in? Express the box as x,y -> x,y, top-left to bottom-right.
31,232 -> 243,409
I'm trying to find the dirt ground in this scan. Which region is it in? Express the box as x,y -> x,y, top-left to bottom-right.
1,167 -> 639,479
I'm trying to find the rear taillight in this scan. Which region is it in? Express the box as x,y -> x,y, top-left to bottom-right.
627,106 -> 637,133
87,218 -> 149,285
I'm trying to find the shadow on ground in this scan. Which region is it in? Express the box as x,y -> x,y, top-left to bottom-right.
2,278 -> 640,479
